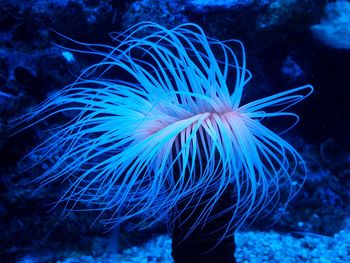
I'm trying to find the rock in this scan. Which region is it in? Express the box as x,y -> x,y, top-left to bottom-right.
257,0 -> 324,30
123,0 -> 188,30
186,0 -> 255,13
311,0 -> 350,49
320,138 -> 350,170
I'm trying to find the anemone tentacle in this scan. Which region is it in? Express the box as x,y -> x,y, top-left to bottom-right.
17,22 -> 313,237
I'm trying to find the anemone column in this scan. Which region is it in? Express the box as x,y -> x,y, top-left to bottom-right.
171,184 -> 236,263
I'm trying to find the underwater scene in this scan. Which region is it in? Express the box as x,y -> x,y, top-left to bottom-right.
1,0 -> 350,262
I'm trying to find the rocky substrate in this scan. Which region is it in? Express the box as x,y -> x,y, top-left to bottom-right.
18,220 -> 348,263
119,228 -> 350,263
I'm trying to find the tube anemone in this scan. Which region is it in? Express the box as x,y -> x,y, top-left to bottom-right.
17,22 -> 312,242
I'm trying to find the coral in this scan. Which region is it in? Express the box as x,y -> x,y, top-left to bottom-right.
16,22 -> 312,238
311,1 -> 350,49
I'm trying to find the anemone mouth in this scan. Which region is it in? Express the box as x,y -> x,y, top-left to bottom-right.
15,22 -> 313,237
135,98 -> 241,140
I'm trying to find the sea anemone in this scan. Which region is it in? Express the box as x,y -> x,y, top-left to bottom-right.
16,22 -> 312,240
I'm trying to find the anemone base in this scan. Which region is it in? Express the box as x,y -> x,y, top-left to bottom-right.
171,234 -> 236,263
171,185 -> 236,263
